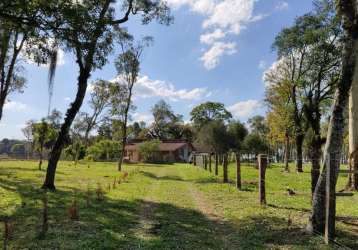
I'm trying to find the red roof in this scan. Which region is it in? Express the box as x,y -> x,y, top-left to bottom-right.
125,141 -> 189,152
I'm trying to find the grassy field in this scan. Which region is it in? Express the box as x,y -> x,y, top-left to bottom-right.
0,160 -> 357,249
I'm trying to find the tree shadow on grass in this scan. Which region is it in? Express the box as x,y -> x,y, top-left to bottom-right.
1,175 -> 356,249
267,203 -> 311,213
139,171 -> 185,182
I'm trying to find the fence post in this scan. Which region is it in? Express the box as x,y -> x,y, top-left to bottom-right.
325,153 -> 336,244
236,152 -> 241,190
215,153 -> 219,175
258,154 -> 267,205
209,154 -> 212,172
223,154 -> 228,183
204,155 -> 208,170
193,154 -> 197,166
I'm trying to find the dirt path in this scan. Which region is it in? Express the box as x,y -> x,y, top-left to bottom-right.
188,183 -> 233,248
134,174 -> 160,240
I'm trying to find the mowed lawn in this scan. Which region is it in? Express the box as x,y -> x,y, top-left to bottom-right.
0,160 -> 357,249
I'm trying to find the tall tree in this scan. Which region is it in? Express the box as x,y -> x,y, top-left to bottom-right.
228,120 -> 248,189
112,37 -> 151,171
149,100 -> 184,139
196,120 -> 231,183
82,80 -> 111,146
40,0 -> 172,190
33,119 -> 50,170
267,0 -> 341,176
308,0 -> 358,235
22,120 -> 35,159
0,21 -> 27,120
190,102 -> 232,129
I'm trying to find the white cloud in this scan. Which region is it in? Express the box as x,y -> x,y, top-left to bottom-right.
262,58 -> 290,87
200,42 -> 237,70
200,29 -> 226,45
166,0 -> 265,69
202,0 -> 256,34
4,101 -> 28,111
131,112 -> 153,124
275,1 -> 289,11
133,75 -> 211,101
228,100 -> 262,119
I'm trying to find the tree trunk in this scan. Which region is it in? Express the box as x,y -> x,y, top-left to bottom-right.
284,131 -> 290,172
215,153 -> 218,176
74,145 -> 79,166
349,65 -> 358,190
296,134 -> 304,172
310,137 -> 322,196
42,69 -> 90,190
39,147 -> 43,171
223,153 -> 228,183
118,133 -> 126,172
0,95 -> 5,121
235,152 -> 241,189
308,3 -> 357,233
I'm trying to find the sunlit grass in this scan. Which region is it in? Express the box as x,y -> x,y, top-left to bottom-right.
0,160 -> 356,249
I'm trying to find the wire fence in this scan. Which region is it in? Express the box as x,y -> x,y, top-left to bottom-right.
191,153 -> 357,249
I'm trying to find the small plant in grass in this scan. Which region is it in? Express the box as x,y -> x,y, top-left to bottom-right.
107,183 -> 111,192
96,183 -> 104,201
39,191 -> 48,238
122,172 -> 129,182
68,191 -> 79,221
113,177 -> 117,189
3,217 -> 13,250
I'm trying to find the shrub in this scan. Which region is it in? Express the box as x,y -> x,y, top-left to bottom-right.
87,140 -> 120,161
138,139 -> 160,162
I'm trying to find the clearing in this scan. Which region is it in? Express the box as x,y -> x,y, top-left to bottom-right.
0,160 -> 357,249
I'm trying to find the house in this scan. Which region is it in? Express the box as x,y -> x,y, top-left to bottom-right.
124,139 -> 194,163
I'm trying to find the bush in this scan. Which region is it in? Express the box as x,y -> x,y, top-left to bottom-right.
87,139 -> 120,161
138,139 -> 160,162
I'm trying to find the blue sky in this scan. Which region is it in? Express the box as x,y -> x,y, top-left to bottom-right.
0,0 -> 314,139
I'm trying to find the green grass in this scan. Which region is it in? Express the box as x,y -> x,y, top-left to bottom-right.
0,160 -> 357,249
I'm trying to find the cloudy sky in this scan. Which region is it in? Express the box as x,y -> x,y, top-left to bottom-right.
0,0 -> 313,139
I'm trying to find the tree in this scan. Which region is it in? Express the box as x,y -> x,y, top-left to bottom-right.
196,120 -> 231,182
149,100 -> 184,139
247,115 -> 268,137
82,80 -> 111,146
39,0 -> 172,190
22,120 -> 35,159
33,119 -> 50,170
0,19 -> 27,121
10,143 -> 25,156
190,102 -> 232,129
138,139 -> 160,163
47,109 -> 63,130
69,115 -> 88,165
243,133 -> 268,160
129,121 -> 147,139
87,139 -> 119,161
112,37 -> 151,171
267,0 -> 341,176
308,0 -> 358,235
228,120 -> 248,189
267,109 -> 294,172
